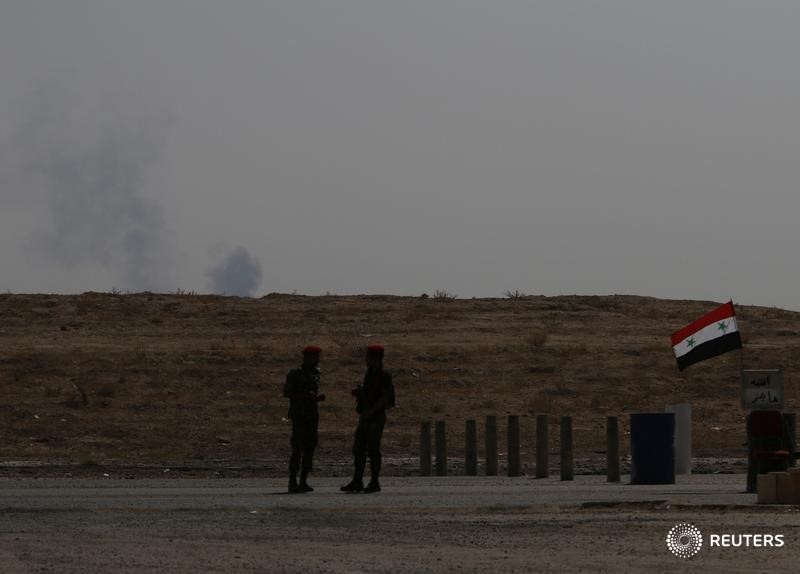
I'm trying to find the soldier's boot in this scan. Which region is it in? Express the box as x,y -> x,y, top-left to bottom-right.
340,461 -> 366,492
340,480 -> 363,492
363,481 -> 381,493
363,456 -> 381,493
339,477 -> 364,492
299,468 -> 313,492
288,450 -> 302,493
289,449 -> 301,481
288,477 -> 300,494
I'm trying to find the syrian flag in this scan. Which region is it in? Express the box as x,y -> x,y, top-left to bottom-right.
671,301 -> 742,371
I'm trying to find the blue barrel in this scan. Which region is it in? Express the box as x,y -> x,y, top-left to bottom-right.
630,413 -> 675,484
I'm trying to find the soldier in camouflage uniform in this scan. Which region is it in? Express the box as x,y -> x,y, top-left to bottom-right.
341,343 -> 395,494
284,345 -> 325,493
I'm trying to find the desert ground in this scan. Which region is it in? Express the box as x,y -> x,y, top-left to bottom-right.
2,292 -> 800,572
2,292 -> 798,475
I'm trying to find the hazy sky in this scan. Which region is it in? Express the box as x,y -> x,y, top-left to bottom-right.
2,1 -> 800,306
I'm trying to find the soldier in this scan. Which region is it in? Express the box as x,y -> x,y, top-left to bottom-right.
284,345 -> 326,493
341,343 -> 395,493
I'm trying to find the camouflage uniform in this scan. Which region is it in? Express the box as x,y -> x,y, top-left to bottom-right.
284,363 -> 321,489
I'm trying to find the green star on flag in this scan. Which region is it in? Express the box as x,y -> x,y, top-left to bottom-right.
686,337 -> 696,348
717,321 -> 728,333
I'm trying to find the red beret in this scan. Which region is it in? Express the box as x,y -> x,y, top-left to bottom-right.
302,345 -> 322,355
366,343 -> 385,357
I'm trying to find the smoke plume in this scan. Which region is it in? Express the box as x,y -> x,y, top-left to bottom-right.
9,82 -> 172,291
207,246 -> 263,297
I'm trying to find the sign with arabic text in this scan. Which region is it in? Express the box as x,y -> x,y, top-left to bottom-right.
741,369 -> 783,410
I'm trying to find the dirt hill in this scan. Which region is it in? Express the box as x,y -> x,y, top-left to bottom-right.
1,292 -> 797,475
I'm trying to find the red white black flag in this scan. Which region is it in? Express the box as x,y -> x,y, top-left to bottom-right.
670,301 -> 742,371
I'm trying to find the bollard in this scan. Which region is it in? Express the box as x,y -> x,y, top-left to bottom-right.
435,421 -> 447,476
420,422 -> 432,476
536,414 -> 549,478
783,413 -> 796,468
665,403 -> 692,474
630,413 -> 675,485
757,473 -> 777,504
775,472 -> 793,504
560,416 -> 573,481
606,416 -> 620,482
507,415 -> 520,477
465,420 -> 478,476
485,415 -> 498,476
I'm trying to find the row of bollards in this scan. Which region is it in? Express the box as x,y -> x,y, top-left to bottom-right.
420,415 -> 622,482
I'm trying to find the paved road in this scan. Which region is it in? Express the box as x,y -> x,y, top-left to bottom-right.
0,473 -> 759,509
1,474 -> 797,573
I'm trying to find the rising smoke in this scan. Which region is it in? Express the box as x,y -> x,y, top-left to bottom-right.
207,246 -> 263,297
9,82 -> 172,292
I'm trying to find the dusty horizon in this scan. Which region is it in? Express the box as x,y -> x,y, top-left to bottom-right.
2,2 -> 800,310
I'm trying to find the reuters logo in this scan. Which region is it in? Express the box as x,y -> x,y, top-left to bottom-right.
666,523 -> 703,558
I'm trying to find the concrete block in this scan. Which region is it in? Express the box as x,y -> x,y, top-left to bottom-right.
757,473 -> 777,504
665,403 -> 692,474
790,471 -> 800,504
774,472 -> 792,504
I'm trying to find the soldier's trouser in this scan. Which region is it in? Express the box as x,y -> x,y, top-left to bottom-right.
289,417 -> 318,481
352,416 -> 385,483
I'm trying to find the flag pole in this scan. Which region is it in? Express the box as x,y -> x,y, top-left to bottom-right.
733,298 -> 744,372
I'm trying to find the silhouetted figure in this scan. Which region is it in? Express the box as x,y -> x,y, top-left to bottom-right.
341,343 -> 395,493
284,345 -> 325,493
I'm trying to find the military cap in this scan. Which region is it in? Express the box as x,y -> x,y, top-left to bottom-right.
366,343 -> 385,357
302,344 -> 322,355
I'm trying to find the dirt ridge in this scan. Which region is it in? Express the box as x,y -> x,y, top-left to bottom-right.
2,292 -> 797,472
